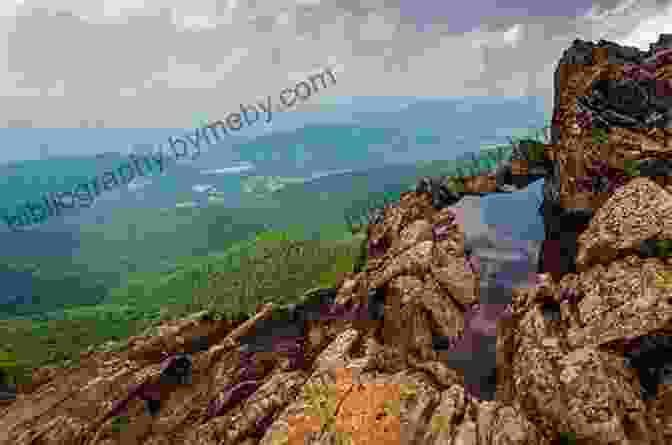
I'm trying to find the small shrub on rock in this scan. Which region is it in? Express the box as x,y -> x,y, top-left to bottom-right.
110,415 -> 130,433
558,431 -> 577,445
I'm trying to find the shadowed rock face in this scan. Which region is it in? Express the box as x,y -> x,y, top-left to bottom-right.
576,78 -> 672,128
0,385 -> 16,403
159,354 -> 193,385
236,286 -> 387,356
0,370 -> 16,403
414,176 -> 462,209
540,301 -> 562,322
623,335 -> 672,401
439,329 -> 499,401
433,298 -> 513,402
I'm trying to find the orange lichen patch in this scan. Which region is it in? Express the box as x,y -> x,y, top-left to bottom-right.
333,367 -> 356,400
334,380 -> 401,445
286,414 -> 322,445
285,367 -> 358,445
285,367 -> 403,445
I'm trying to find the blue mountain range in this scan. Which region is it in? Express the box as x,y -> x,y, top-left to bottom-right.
0,96 -> 548,311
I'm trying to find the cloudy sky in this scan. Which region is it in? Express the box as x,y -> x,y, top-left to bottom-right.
1,0 -> 672,132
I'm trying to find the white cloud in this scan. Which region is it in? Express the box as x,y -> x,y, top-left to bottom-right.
585,0 -> 639,20
179,15 -> 218,30
0,0 -> 669,139
0,0 -> 24,18
102,0 -> 148,18
502,24 -> 522,47
359,13 -> 396,42
275,11 -> 290,26
620,2 -> 672,50
119,87 -> 138,97
200,163 -> 254,175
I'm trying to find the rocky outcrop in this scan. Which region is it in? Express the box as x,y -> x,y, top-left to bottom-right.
0,35 -> 671,445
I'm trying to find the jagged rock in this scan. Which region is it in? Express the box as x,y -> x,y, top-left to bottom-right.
576,77 -> 672,129
576,178 -> 672,270
388,218 -> 434,255
484,138 -> 550,194
563,257 -> 672,349
5,34 -> 672,445
623,335 -> 672,401
415,176 -> 462,209
430,257 -> 478,307
552,37 -> 649,136
365,191 -> 437,272
512,308 -> 660,445
369,240 -> 434,289
418,277 -> 465,340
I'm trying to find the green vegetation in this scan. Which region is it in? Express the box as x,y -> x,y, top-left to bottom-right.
623,159 -> 641,177
343,189 -> 402,234
558,431 -> 577,445
655,270 -> 672,289
302,376 -> 353,444
444,176 -> 466,194
0,122 -> 555,383
0,349 -> 18,385
0,263 -> 108,319
382,398 -> 401,418
0,204 -> 272,320
430,413 -> 450,434
591,127 -> 609,145
399,382 -> 418,401
0,225 -> 364,382
110,415 -> 130,433
520,138 -> 546,162
339,121 -> 553,236
657,239 -> 672,257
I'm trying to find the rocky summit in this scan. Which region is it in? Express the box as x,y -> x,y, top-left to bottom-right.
1,35 -> 672,445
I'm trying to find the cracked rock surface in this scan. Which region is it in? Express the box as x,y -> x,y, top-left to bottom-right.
1,184 -> 669,445
1,35 -> 672,445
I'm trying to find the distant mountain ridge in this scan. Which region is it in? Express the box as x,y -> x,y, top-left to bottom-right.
0,97 -> 548,227
0,96 -> 548,317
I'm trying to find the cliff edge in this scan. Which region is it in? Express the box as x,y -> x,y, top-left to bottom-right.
1,35 -> 672,445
